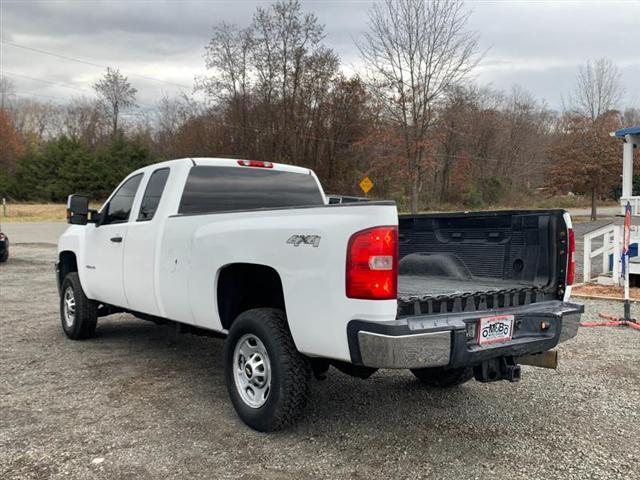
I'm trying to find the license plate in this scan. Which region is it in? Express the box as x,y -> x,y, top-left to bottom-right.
477,315 -> 514,345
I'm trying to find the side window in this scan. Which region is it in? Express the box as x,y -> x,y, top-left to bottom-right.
102,174 -> 143,225
138,168 -> 170,221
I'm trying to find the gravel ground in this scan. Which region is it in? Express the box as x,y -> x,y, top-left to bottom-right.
1,244 -> 639,480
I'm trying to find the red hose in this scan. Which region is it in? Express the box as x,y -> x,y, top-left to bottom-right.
580,312 -> 639,329
580,320 -> 623,327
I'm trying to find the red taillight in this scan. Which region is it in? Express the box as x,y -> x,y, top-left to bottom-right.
346,226 -> 398,300
567,228 -> 575,286
237,160 -> 273,168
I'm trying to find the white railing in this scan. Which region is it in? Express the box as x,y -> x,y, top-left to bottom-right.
583,223 -> 619,284
620,196 -> 640,216
583,219 -> 640,285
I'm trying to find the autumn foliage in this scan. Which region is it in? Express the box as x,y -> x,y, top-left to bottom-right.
547,112 -> 621,219
0,1 -> 637,211
0,109 -> 24,175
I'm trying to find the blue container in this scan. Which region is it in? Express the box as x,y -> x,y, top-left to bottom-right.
609,243 -> 638,270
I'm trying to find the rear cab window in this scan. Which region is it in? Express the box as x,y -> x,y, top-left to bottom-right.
138,168 -> 170,221
178,166 -> 324,215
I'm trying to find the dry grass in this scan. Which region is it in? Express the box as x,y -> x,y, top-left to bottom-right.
573,284 -> 640,301
1,203 -> 68,222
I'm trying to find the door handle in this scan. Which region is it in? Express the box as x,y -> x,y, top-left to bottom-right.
110,236 -> 123,243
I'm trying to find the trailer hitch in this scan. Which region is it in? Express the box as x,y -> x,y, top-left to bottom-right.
474,356 -> 521,383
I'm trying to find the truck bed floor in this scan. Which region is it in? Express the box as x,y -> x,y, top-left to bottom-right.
396,274 -> 553,316
398,275 -> 533,301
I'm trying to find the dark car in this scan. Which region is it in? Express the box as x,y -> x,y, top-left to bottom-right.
0,228 -> 9,262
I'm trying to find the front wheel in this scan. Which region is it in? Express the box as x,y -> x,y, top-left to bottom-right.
223,308 -> 311,431
410,366 -> 474,388
60,273 -> 97,340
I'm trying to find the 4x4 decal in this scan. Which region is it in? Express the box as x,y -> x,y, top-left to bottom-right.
287,234 -> 321,248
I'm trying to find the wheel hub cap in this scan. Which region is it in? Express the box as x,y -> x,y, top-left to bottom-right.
63,286 -> 76,328
233,334 -> 271,408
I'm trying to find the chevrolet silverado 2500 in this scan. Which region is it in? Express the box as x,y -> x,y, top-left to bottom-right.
57,158 -> 583,431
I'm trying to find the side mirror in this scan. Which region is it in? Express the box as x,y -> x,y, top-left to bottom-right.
66,195 -> 89,225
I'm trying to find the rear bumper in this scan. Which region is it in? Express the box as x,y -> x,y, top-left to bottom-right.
347,300 -> 583,369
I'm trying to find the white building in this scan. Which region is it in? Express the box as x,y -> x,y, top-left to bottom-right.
582,125 -> 639,285
614,125 -> 640,217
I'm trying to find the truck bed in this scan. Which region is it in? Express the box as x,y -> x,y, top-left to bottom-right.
396,210 -> 568,317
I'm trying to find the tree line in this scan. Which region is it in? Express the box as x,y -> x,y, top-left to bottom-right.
0,0 -> 638,218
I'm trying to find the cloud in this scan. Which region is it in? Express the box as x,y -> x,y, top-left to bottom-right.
2,0 -> 638,109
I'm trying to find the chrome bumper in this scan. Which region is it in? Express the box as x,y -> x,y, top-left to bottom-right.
349,300 -> 584,370
357,331 -> 451,369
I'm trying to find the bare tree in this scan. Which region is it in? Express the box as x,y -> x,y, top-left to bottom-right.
61,97 -> 109,146
251,0 -> 326,159
200,22 -> 252,103
153,93 -> 203,158
566,58 -> 624,121
198,0 -> 339,164
621,107 -> 640,128
357,0 -> 481,213
10,98 -> 61,143
0,76 -> 16,110
93,67 -> 137,136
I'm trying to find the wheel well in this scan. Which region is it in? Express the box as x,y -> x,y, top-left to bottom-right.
58,251 -> 78,285
217,263 -> 286,330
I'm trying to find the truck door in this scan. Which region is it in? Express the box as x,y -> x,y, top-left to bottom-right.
83,174 -> 143,308
122,168 -> 171,316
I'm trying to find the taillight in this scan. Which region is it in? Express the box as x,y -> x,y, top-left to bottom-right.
237,160 -> 273,168
567,228 -> 575,285
346,226 -> 398,300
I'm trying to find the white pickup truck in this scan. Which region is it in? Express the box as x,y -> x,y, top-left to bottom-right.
57,158 -> 583,431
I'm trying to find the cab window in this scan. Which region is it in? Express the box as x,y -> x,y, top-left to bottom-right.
138,168 -> 170,221
102,174 -> 143,225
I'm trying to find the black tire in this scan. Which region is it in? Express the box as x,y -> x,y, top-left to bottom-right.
60,272 -> 97,340
0,239 -> 8,263
410,366 -> 474,388
223,308 -> 311,432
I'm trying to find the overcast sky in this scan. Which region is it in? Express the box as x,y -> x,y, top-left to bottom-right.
1,0 -> 639,111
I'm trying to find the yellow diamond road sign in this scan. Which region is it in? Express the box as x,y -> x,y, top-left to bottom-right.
359,176 -> 374,194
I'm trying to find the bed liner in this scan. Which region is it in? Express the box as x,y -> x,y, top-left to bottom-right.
397,275 -> 554,317
395,210 -> 569,318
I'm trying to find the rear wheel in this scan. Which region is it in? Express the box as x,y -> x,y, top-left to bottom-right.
410,366 -> 473,388
223,308 -> 311,431
60,273 -> 97,340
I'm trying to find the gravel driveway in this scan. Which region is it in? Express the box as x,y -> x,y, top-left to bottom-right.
1,244 -> 638,480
